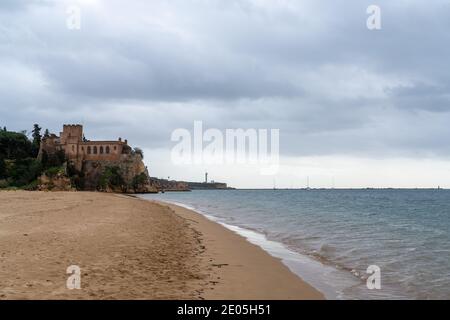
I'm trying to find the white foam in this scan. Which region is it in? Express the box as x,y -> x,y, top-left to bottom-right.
144,198 -> 361,299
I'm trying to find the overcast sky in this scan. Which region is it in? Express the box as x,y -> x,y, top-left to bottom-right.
1,0 -> 450,188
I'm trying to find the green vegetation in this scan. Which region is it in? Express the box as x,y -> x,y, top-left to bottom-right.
43,166 -> 65,178
0,130 -> 33,159
132,172 -> 149,191
1,124 -> 149,193
3,158 -> 43,187
0,125 -> 59,189
0,158 -> 5,179
31,124 -> 41,157
99,166 -> 126,192
67,163 -> 85,190
41,149 -> 66,169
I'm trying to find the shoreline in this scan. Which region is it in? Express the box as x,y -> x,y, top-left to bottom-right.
152,200 -> 324,300
0,191 -> 323,299
151,199 -> 335,299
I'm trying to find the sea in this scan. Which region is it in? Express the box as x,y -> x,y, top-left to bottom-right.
139,189 -> 450,300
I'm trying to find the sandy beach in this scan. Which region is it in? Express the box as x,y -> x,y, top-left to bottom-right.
0,191 -> 323,300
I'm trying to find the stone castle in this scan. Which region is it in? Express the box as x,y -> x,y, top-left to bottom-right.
38,124 -> 155,193
39,124 -> 132,171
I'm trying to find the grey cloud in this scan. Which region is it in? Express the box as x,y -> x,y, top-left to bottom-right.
386,84 -> 450,112
1,0 -> 450,160
0,0 -> 52,12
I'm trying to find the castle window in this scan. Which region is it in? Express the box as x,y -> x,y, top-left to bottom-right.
114,146 -> 117,151
100,146 -> 104,154
106,146 -> 110,154
72,145 -> 75,152
93,146 -> 98,154
87,146 -> 91,154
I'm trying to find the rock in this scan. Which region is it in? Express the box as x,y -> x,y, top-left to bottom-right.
149,177 -> 190,192
37,172 -> 74,191
81,153 -> 158,193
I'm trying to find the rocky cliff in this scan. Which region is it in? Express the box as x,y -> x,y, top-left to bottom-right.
149,177 -> 190,192
80,153 -> 157,193
35,153 -> 157,194
37,172 -> 74,191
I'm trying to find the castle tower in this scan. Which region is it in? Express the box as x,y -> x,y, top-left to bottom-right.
60,124 -> 83,145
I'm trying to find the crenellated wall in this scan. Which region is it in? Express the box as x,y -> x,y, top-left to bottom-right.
40,124 -> 131,171
60,124 -> 83,145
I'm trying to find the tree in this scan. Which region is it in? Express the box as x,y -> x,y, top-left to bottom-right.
31,124 -> 42,156
43,129 -> 50,138
7,158 -> 42,187
32,124 -> 42,145
0,130 -> 33,159
41,149 -> 66,169
0,157 -> 5,179
0,129 -> 43,188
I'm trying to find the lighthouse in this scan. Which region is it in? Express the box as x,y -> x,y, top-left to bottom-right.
205,172 -> 208,183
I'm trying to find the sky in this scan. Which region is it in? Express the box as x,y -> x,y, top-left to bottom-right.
1,0 -> 450,188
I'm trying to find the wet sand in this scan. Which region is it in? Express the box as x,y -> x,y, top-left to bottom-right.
0,191 -> 323,299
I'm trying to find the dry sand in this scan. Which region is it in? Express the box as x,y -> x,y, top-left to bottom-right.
0,191 -> 323,300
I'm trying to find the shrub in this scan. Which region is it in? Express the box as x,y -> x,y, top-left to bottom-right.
41,149 -> 66,170
0,157 -> 5,179
99,166 -> 125,192
67,163 -> 85,190
22,180 -> 39,191
132,172 -> 149,191
0,179 -> 9,188
44,166 -> 64,178
6,158 -> 42,187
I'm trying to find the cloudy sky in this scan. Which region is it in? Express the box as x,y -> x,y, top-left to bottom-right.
1,0 -> 450,188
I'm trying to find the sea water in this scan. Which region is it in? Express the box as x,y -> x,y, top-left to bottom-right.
139,189 -> 450,300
